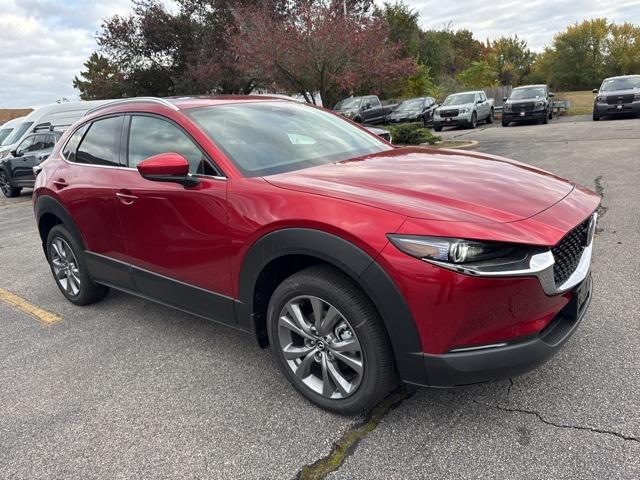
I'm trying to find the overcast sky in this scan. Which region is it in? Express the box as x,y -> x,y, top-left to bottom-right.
1,0 -> 639,108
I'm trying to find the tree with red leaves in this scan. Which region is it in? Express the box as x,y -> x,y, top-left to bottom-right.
231,1 -> 416,108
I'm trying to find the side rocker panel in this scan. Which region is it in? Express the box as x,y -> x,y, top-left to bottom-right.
236,228 -> 428,386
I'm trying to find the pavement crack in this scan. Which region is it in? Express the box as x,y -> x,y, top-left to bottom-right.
294,386 -> 414,480
473,398 -> 639,443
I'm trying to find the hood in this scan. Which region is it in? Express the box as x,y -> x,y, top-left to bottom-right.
265,148 -> 575,224
438,103 -> 473,111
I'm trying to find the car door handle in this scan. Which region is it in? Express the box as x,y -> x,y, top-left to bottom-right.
116,190 -> 138,205
53,178 -> 68,189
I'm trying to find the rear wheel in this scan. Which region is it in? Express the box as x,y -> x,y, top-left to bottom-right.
0,170 -> 21,198
486,108 -> 494,124
46,225 -> 109,305
267,265 -> 396,415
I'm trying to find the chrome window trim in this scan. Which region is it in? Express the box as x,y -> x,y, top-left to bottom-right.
424,213 -> 597,295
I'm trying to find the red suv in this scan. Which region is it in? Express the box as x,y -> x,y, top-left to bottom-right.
33,97 -> 599,414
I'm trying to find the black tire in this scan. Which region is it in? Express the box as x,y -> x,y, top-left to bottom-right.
0,169 -> 21,198
267,265 -> 397,415
469,112 -> 477,129
542,110 -> 549,124
592,110 -> 600,121
486,108 -> 494,124
434,123 -> 443,132
502,119 -> 509,127
46,225 -> 109,305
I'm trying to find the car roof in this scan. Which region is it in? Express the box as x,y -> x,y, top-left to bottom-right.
1,116 -> 25,129
602,75 -> 640,80
513,84 -> 547,89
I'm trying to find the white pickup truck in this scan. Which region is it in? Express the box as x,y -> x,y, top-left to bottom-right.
433,91 -> 494,131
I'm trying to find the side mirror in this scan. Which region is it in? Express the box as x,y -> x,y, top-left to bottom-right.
364,103 -> 372,110
502,97 -> 508,102
137,153 -> 199,188
592,88 -> 599,94
549,92 -> 555,98
10,148 -> 19,157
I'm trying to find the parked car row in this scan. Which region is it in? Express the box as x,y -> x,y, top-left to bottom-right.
0,100 -> 110,197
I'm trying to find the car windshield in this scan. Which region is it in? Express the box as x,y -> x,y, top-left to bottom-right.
600,77 -> 640,92
510,87 -> 546,100
334,97 -> 362,111
396,98 -> 425,111
442,93 -> 475,106
0,128 -> 13,144
188,101 -> 392,177
1,121 -> 33,146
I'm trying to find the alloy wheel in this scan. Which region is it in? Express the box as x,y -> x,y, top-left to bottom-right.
277,295 -> 364,399
50,237 -> 81,297
0,172 -> 10,196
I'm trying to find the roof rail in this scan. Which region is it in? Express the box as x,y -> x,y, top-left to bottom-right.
83,97 -> 179,117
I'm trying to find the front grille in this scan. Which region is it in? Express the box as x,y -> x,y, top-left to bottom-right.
606,94 -> 634,105
513,102 -> 535,112
440,109 -> 458,117
551,217 -> 590,286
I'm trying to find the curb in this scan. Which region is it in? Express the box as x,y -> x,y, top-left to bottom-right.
428,140 -> 479,150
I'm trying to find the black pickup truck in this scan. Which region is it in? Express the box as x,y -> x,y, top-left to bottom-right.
333,95 -> 396,125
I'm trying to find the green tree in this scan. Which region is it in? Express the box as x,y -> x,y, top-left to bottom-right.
73,53 -> 127,100
487,35 -> 536,86
376,1 -> 421,58
456,60 -> 498,88
606,22 -> 640,76
401,63 -> 436,97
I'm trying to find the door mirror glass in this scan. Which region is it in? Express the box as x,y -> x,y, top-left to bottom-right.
503,96 -> 508,102
137,153 -> 199,187
10,148 -> 19,157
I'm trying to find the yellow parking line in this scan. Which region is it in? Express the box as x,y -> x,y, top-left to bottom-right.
0,288 -> 62,325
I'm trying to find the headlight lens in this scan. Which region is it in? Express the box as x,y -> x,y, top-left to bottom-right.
387,235 -> 515,264
504,103 -> 512,112
535,101 -> 545,110
459,108 -> 468,114
634,93 -> 640,101
0,150 -> 9,159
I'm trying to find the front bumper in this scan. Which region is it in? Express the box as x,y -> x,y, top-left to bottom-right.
434,114 -> 472,126
417,274 -> 592,386
594,102 -> 640,116
502,110 -> 547,122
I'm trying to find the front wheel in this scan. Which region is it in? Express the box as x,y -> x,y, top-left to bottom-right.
0,170 -> 21,198
267,265 -> 396,415
469,112 -> 477,129
46,225 -> 109,305
434,123 -> 443,132
502,119 -> 509,127
592,110 -> 600,121
542,110 -> 549,124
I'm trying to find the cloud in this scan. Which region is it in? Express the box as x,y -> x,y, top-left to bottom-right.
394,0 -> 640,51
0,0 -> 130,108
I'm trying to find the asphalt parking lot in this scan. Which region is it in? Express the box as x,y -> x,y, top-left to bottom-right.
1,115 -> 639,479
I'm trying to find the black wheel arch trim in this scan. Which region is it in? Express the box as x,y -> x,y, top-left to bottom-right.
236,228 -> 428,386
34,195 -> 86,259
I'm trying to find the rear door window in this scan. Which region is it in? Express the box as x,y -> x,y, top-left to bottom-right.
76,116 -> 123,166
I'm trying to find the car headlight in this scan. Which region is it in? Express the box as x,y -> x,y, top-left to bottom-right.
634,93 -> 640,101
388,235 -> 515,264
535,101 -> 545,110
0,150 -> 9,160
504,103 -> 512,112
458,108 -> 468,114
